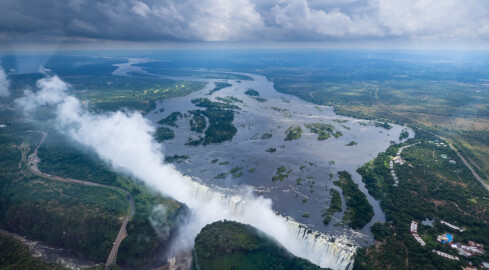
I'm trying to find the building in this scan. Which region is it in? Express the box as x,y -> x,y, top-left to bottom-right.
437,233 -> 453,244
393,156 -> 405,165
468,241 -> 483,249
448,241 -> 484,257
433,250 -> 459,260
441,220 -> 465,232
412,233 -> 426,246
410,221 -> 418,233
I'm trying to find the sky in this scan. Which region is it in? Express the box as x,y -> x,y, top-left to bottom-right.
1,0 -> 489,49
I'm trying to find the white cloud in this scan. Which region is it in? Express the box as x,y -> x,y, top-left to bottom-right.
2,0 -> 489,48
16,73 -> 68,111
269,0 -> 382,39
15,73 -> 349,268
0,62 -> 9,97
131,1 -> 151,17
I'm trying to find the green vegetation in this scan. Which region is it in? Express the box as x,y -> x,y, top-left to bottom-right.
219,161 -> 229,165
272,166 -> 292,182
189,98 -> 238,145
214,167 -> 244,179
189,111 -> 207,133
208,82 -> 233,95
322,189 -> 342,225
270,106 -> 289,112
185,136 -> 204,146
296,178 -> 303,185
334,171 -> 374,229
254,97 -> 268,103
284,126 -> 303,141
68,75 -> 205,113
157,112 -> 182,127
0,233 -> 66,270
399,129 -> 409,140
373,121 -> 393,130
354,130 -> 489,269
274,67 -> 489,186
302,212 -> 310,218
192,220 -> 321,270
304,123 -> 342,140
136,64 -> 252,81
154,126 -> 175,142
244,88 -> 260,96
333,131 -> 343,138
345,141 -> 357,146
164,155 -> 189,163
20,130 -> 185,267
192,98 -> 240,110
370,222 -> 394,241
215,96 -> 243,104
265,147 -> 276,153
261,133 -> 272,140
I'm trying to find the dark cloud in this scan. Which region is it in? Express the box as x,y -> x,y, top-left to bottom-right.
0,0 -> 488,44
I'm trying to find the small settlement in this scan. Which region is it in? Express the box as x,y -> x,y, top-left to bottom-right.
390,142 -> 419,187
410,219 -> 486,263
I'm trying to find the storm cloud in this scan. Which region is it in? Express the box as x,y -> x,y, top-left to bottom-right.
1,0 -> 488,44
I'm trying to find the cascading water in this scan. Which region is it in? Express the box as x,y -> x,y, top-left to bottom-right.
185,177 -> 356,270
18,71 -> 362,270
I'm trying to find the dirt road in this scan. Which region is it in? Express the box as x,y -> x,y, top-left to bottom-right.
25,131 -> 135,268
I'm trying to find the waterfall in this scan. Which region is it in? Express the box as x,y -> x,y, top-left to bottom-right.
184,176 -> 356,270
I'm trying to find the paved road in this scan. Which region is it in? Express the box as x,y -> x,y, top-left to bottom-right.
25,131 -> 135,268
446,141 -> 489,193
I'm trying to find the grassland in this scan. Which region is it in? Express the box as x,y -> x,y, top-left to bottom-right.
274,78 -> 489,184
69,75 -> 205,113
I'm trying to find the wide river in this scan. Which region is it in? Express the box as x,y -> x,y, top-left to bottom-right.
114,59 -> 413,246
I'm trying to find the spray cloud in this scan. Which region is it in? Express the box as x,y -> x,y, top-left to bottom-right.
0,60 -> 10,97
16,73 -> 355,270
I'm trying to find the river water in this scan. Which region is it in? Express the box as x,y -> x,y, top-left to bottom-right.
114,59 -> 413,246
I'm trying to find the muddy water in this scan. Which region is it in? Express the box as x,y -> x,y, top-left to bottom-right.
114,60 -> 413,246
